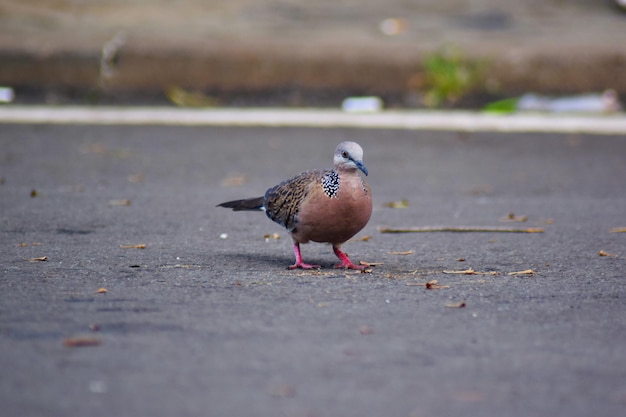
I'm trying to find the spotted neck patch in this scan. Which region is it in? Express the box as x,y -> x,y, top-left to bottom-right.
321,170 -> 340,198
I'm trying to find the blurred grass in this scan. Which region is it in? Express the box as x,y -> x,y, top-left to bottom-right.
422,46 -> 486,108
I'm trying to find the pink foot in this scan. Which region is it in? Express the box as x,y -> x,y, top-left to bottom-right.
289,261 -> 321,270
333,246 -> 366,270
288,242 -> 320,270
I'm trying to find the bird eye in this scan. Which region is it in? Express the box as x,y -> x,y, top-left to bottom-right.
341,151 -> 348,158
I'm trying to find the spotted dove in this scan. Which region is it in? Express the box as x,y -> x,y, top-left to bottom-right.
217,141 -> 372,269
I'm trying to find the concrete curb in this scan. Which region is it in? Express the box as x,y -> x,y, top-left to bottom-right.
1,106 -> 625,134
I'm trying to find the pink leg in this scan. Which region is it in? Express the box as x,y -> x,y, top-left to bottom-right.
288,242 -> 320,270
333,245 -> 366,269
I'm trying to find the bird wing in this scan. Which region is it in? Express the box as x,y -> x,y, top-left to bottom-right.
263,169 -> 326,231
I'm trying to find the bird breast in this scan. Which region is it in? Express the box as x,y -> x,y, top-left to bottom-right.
292,173 -> 372,245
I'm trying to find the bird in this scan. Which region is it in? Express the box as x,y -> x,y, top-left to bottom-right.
217,141 -> 372,270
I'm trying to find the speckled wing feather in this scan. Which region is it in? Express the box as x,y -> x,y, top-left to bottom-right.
263,169 -> 327,231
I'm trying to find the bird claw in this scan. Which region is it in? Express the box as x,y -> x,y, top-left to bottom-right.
288,262 -> 321,270
334,261 -> 366,270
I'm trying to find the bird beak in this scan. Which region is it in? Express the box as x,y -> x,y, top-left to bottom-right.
355,160 -> 368,176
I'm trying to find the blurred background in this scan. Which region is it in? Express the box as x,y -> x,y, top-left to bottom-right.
0,0 -> 624,108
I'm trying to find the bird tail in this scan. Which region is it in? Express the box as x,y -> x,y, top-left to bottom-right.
217,197 -> 265,211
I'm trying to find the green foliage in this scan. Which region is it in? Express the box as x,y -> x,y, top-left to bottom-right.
422,46 -> 484,108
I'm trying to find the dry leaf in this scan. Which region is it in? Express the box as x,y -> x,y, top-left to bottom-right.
426,280 -> 449,289
499,212 -> 528,223
445,302 -> 467,308
383,199 -> 409,209
63,337 -> 102,347
127,173 -> 145,183
120,244 -> 146,249
108,199 -> 131,206
350,235 -> 372,242
221,174 -> 247,187
443,269 -> 499,276
388,250 -> 414,255
166,86 -> 218,107
359,261 -> 383,267
507,269 -> 536,276
598,250 -> 618,257
30,189 -> 38,198
610,227 -> 626,233
95,288 -> 107,294
406,280 -> 449,289
28,256 -> 48,262
263,233 -> 280,240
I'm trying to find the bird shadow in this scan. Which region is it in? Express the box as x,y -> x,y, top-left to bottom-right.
219,252 -> 336,271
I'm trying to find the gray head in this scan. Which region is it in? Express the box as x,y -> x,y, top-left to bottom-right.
333,141 -> 368,176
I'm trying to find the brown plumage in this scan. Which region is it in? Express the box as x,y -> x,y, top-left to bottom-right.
217,141 -> 372,269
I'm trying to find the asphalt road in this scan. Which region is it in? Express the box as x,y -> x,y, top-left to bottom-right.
1,123 -> 625,417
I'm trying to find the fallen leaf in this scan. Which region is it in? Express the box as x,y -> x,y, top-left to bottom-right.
95,288 -> 107,294
388,250 -> 414,255
30,189 -> 38,198
28,256 -> 48,262
443,269 -> 499,276
127,173 -> 145,183
426,280 -> 449,289
263,233 -> 281,240
610,227 -> 626,233
108,199 -> 131,206
359,261 -> 383,267
120,244 -> 146,249
445,302 -> 467,308
63,337 -> 102,347
507,269 -> 536,276
499,212 -> 528,223
17,243 -> 28,247
406,280 -> 449,289
221,174 -> 247,187
383,199 -> 409,209
598,250 -> 618,257
456,258 -> 466,262
166,86 -> 218,107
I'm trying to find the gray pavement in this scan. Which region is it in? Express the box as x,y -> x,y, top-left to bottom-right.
1,124 -> 625,416
1,1 -> 626,103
